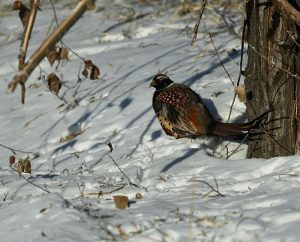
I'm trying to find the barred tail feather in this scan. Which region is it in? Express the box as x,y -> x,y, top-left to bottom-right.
209,110 -> 271,136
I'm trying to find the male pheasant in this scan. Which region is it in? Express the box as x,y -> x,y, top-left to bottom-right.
150,74 -> 267,139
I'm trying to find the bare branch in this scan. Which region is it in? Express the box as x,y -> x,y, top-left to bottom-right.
8,0 -> 96,102
191,0 -> 207,46
0,142 -> 39,157
227,19 -> 247,122
208,32 -> 235,87
107,153 -> 133,185
9,165 -> 50,193
18,0 -> 40,70
195,178 -> 225,198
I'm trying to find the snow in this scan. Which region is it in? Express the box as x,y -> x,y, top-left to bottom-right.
0,1 -> 300,241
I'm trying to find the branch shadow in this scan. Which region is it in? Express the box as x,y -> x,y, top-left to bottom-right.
161,148 -> 202,172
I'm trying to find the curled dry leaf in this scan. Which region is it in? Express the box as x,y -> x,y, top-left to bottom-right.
107,142 -> 113,152
12,1 -> 30,27
86,0 -> 96,11
40,208 -> 48,213
47,73 -> 62,95
17,160 -> 24,178
59,47 -> 69,61
12,0 -> 21,10
234,86 -> 246,103
113,195 -> 129,209
47,47 -> 69,66
82,60 -> 100,80
23,159 -> 31,174
47,47 -> 59,67
135,192 -> 142,199
9,156 -> 16,165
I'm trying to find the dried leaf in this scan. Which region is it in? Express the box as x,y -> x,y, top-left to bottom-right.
113,195 -> 129,209
82,68 -> 89,78
47,47 -> 59,66
82,60 -> 100,80
58,47 -> 69,61
13,1 -> 30,27
40,208 -> 48,213
86,1 -> 96,11
12,1 -> 21,10
17,160 -> 24,178
23,159 -> 31,174
90,64 -> 100,80
82,60 -> 92,78
234,86 -> 246,103
47,73 -> 62,95
9,156 -> 16,165
59,129 -> 87,143
135,192 -> 142,199
107,142 -> 113,152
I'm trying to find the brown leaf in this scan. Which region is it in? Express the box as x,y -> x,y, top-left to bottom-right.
13,1 -> 30,27
113,195 -> 129,209
12,1 -> 21,10
82,68 -> 89,78
59,47 -> 69,61
59,128 -> 87,143
47,47 -> 59,66
86,1 -> 96,11
17,160 -> 24,178
82,60 -> 93,78
234,86 -> 246,103
40,208 -> 48,213
23,159 -> 31,174
47,73 -> 62,95
82,60 -> 100,80
135,192 -> 142,199
90,64 -> 100,80
107,142 -> 113,152
9,156 -> 16,165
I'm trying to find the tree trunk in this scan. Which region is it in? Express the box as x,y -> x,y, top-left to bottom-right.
245,0 -> 300,158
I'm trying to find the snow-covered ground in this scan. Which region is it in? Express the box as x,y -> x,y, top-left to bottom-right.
1,1 -> 300,241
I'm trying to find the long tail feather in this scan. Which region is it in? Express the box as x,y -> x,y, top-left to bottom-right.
210,110 -> 272,136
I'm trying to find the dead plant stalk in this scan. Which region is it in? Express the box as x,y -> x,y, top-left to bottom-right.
19,0 -> 40,70
8,0 -> 96,103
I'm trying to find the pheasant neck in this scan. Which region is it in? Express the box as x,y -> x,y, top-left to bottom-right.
156,82 -> 175,91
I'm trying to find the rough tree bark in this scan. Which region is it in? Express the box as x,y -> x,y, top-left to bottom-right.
245,0 -> 300,158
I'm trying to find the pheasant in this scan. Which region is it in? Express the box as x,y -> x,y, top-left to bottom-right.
150,74 -> 268,139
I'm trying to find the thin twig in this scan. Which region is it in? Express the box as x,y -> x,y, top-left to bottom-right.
77,182 -> 85,197
191,0 -> 207,46
208,32 -> 235,87
2,193 -> 8,201
227,19 -> 247,122
0,142 -> 38,156
103,12 -> 151,33
85,184 -> 127,197
18,0 -> 40,70
8,0 -> 96,102
195,179 -> 225,198
106,153 -> 133,186
18,0 -> 40,103
9,165 -> 50,193
226,133 -> 249,160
